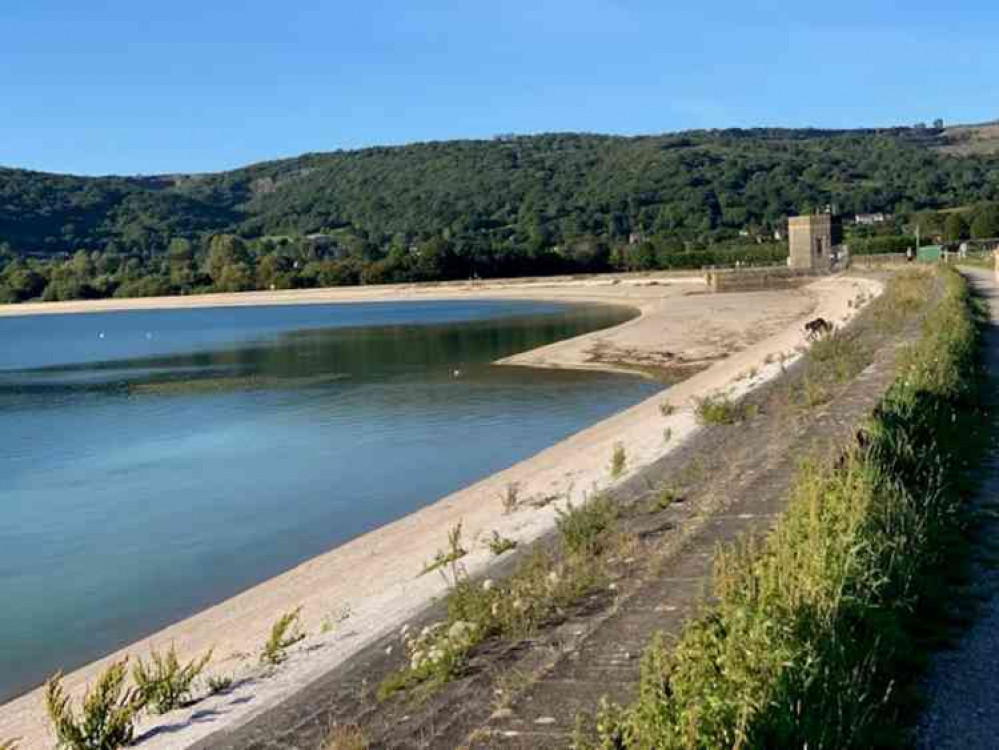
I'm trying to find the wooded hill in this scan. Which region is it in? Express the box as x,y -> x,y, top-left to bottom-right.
2,126 -> 998,302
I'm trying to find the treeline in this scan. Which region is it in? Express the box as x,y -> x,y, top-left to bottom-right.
0,234 -> 789,304
910,202 -> 999,241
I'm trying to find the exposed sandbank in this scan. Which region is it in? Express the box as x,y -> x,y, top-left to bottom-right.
0,273 -> 882,749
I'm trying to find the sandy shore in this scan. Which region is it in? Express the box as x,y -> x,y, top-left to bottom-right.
0,273 -> 882,749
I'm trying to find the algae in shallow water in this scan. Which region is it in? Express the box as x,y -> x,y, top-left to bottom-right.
127,372 -> 351,396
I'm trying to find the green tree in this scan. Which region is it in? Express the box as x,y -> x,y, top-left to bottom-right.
217,262 -> 255,292
2,264 -> 46,302
971,205 -> 999,239
167,237 -> 197,288
256,253 -> 293,289
943,213 -> 969,242
205,234 -> 251,285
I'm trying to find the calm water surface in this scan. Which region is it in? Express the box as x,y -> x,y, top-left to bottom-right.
0,299 -> 659,702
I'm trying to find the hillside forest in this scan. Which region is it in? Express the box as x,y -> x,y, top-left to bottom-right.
3,127 -> 999,303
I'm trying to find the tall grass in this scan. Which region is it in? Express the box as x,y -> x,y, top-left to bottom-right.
583,268 -> 980,749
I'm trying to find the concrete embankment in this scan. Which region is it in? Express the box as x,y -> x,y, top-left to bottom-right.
0,273 -> 879,749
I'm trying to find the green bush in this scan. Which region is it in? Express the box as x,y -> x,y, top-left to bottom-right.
694,394 -> 757,425
133,645 -> 213,714
556,495 -> 618,557
45,660 -> 144,750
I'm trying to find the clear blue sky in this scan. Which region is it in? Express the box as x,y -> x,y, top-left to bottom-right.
2,0 -> 996,176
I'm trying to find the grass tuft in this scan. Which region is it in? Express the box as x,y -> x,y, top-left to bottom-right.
322,722 -> 369,750
421,521 -> 468,583
556,495 -> 618,557
45,660 -> 143,750
694,394 -> 757,425
488,531 -> 518,556
260,607 -> 306,666
500,482 -> 521,514
206,674 -> 234,695
133,644 -> 213,714
610,442 -> 627,478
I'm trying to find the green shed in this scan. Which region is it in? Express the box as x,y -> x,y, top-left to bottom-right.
917,245 -> 943,263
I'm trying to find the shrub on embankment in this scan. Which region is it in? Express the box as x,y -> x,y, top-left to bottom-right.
583,267 -> 982,749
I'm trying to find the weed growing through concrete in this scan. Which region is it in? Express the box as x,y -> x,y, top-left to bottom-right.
46,660 -> 144,750
320,605 -> 351,635
663,427 -> 673,444
260,607 -> 305,666
610,442 -> 627,478
133,645 -> 213,714
500,482 -> 520,514
695,394 -> 757,425
658,401 -> 676,417
555,495 -> 618,557
379,498 -> 622,700
322,722 -> 369,750
422,521 -> 468,583
206,674 -> 234,695
489,531 -> 518,556
651,485 -> 682,512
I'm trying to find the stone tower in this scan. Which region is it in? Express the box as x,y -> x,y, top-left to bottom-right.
788,214 -> 837,271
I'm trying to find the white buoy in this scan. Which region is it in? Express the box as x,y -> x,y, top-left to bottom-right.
98,331 -> 105,339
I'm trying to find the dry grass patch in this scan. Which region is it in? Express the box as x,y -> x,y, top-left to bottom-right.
321,722 -> 369,750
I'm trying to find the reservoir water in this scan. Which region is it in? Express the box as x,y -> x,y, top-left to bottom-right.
0,299 -> 659,703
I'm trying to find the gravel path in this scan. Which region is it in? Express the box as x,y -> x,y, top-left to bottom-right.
918,267 -> 999,749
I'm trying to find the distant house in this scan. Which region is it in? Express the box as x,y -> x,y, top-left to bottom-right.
854,212 -> 891,226
628,232 -> 644,246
